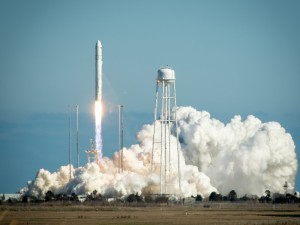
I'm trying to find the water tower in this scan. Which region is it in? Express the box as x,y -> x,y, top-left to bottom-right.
151,67 -> 182,199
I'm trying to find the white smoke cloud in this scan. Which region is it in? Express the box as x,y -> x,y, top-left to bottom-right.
23,106 -> 297,199
176,107 -> 298,196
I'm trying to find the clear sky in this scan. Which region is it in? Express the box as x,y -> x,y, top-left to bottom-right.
0,0 -> 299,193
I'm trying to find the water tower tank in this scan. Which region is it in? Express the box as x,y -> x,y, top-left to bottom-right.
157,67 -> 175,82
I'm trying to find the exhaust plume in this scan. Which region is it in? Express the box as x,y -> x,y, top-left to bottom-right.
95,100 -> 103,159
23,106 -> 297,199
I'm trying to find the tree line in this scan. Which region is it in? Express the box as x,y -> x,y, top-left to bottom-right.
208,190 -> 300,204
2,189 -> 299,205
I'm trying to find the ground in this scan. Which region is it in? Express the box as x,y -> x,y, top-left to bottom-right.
1,203 -> 300,225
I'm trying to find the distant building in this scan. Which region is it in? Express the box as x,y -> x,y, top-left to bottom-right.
77,195 -> 87,202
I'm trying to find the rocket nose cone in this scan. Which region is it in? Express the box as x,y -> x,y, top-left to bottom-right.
97,40 -> 102,47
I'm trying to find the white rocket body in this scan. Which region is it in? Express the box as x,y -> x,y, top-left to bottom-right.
96,40 -> 102,101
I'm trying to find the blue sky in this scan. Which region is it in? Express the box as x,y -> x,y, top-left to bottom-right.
0,0 -> 299,193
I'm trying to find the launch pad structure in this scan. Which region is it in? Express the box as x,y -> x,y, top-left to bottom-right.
86,139 -> 100,165
151,67 -> 182,199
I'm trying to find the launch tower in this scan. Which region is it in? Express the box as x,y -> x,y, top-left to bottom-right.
86,139 -> 100,165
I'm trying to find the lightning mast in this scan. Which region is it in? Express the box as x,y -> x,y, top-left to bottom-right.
76,105 -> 79,168
118,105 -> 124,172
68,105 -> 72,180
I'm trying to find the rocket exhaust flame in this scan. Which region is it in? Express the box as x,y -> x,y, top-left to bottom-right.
95,100 -> 103,159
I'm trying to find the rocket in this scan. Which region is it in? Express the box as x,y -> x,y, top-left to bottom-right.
95,40 -> 103,156
95,40 -> 102,101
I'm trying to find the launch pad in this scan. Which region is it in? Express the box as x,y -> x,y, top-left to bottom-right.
85,139 -> 100,165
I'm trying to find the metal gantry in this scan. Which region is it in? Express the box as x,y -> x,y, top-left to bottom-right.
86,139 -> 100,165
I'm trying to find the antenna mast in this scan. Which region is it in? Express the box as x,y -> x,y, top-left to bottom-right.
76,105 -> 79,168
118,105 -> 124,172
68,105 -> 72,180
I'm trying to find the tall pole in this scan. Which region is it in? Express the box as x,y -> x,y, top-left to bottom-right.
168,85 -> 171,179
118,105 -> 124,173
121,105 -> 124,172
118,105 -> 120,173
160,81 -> 165,195
76,105 -> 79,168
164,83 -> 167,194
68,105 -> 72,181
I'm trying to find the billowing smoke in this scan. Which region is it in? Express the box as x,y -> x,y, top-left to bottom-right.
22,106 -> 297,199
176,107 -> 297,196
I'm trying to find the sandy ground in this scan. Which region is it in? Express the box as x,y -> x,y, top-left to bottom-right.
1,203 -> 300,225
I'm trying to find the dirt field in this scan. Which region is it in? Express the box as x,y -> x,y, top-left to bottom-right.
1,203 -> 300,225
